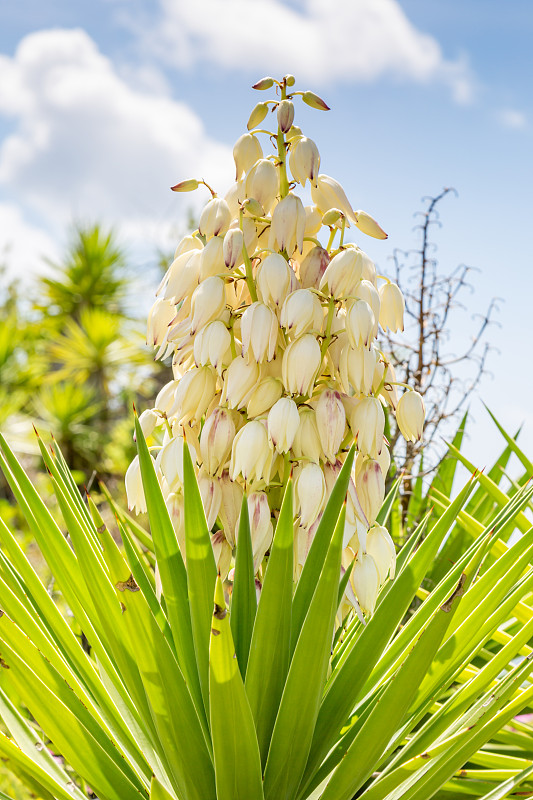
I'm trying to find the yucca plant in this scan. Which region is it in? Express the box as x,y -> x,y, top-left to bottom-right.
1,74 -> 533,800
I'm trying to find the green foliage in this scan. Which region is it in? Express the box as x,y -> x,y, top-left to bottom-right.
0,414 -> 532,800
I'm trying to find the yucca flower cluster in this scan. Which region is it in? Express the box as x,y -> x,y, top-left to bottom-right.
126,75 -> 425,617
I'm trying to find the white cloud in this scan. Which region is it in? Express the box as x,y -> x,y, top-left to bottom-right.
142,0 -> 473,100
0,203 -> 58,279
498,108 -> 527,130
0,28 -> 233,246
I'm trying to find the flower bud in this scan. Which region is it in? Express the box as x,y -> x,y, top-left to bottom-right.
155,380 -> 179,415
356,459 -> 385,525
221,356 -> 260,410
198,471 -> 222,529
315,389 -> 346,463
321,208 -> 343,226
247,102 -> 268,130
396,390 -> 425,443
319,248 -> 363,299
171,367 -> 217,426
256,253 -> 292,308
164,250 -> 202,304
367,525 -> 396,583
193,320 -> 231,374
282,333 -> 321,397
302,91 -> 330,111
379,282 -> 405,333
269,193 -> 306,254
199,235 -> 225,280
230,421 -> 273,484
292,407 -> 322,463
311,174 -> 357,223
233,133 -> 263,180
171,178 -> 199,192
350,396 -> 385,458
246,492 -> 273,573
199,197 -> 231,238
295,462 -> 327,528
289,136 -> 320,187
146,297 -> 175,347
252,76 -> 274,91
280,288 -> 323,338
340,344 -> 377,396
200,408 -> 235,475
241,301 -> 278,363
345,299 -> 375,349
223,228 -> 244,268
156,434 -> 186,492
125,455 -> 147,514
299,246 -> 330,289
218,471 -> 244,547
137,409 -> 160,440
190,276 -> 226,334
355,210 -> 388,240
211,530 -> 232,580
245,159 -> 278,214
267,396 -> 300,453
277,99 -> 295,133
355,280 -> 380,337
246,376 -> 283,418
352,552 -> 380,616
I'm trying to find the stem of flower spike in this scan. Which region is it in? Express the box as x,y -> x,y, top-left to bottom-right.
277,81 -> 290,198
320,297 -> 336,362
240,209 -> 258,302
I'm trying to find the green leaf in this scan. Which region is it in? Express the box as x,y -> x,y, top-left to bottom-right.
182,441 -> 217,711
246,481 -> 293,766
209,577 -> 264,800
230,495 -> 257,678
150,775 -> 177,800
263,506 -> 346,800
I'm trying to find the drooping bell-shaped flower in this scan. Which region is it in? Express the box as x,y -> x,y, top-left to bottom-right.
267,396 -> 300,453
396,390 -> 425,442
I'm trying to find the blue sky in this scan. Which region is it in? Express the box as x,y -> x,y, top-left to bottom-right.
0,0 -> 531,469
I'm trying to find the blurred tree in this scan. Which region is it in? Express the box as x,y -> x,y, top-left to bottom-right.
379,189 -> 500,523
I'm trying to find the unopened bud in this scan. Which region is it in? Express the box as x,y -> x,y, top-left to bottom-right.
352,552 -> 380,616
277,99 -> 295,133
246,492 -> 273,572
350,396 -> 385,458
199,197 -> 231,238
247,102 -> 269,130
242,197 -> 265,217
247,376 -> 283,418
379,282 -> 405,333
190,276 -> 226,334
295,462 -> 327,528
355,210 -> 388,240
286,125 -> 303,140
356,459 -> 385,525
340,344 -> 377,396
218,471 -> 243,547
241,301 -> 278,363
282,334 -> 321,397
256,253 -> 292,308
230,421 -> 273,484
252,76 -> 274,91
221,356 -> 260,409
125,455 -> 147,514
245,159 -> 278,214
285,74 -> 296,87
299,246 -> 330,289
396,390 -> 425,443
171,178 -> 199,192
345,299 -> 375,348
321,208 -> 343,226
367,525 -> 396,583
312,174 -> 356,223
292,407 -> 322,463
315,389 -> 346,463
200,408 -> 235,475
302,90 -> 330,111
223,228 -> 244,268
170,366 -> 217,425
267,397 -> 300,453
233,133 -> 263,180
269,193 -> 306,254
